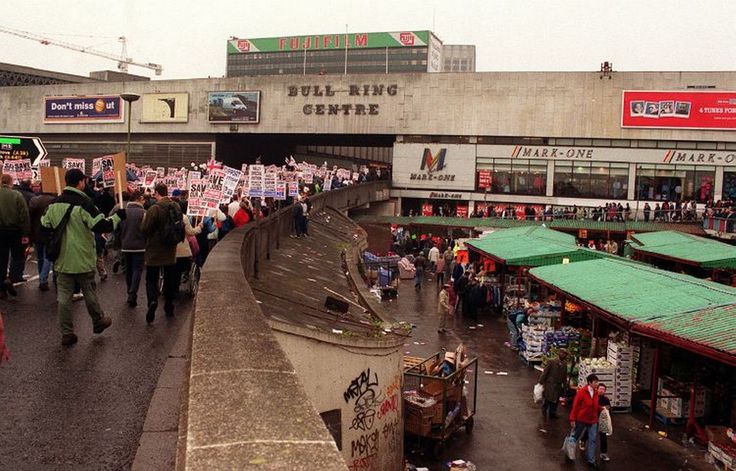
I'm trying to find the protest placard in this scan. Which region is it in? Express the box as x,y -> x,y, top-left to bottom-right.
275,181 -> 286,200
144,170 -> 158,188
187,178 -> 207,217
222,166 -> 243,202
263,172 -> 277,198
40,166 -> 64,195
100,155 -> 116,188
248,164 -> 264,198
3,159 -> 33,184
302,171 -> 313,184
202,168 -> 224,210
323,175 -> 332,191
287,181 -> 299,197
156,167 -> 166,178
92,157 -> 102,177
62,158 -> 85,174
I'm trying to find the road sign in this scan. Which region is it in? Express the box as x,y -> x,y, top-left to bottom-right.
0,135 -> 47,165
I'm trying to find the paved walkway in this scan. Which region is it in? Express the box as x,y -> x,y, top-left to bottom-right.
383,276 -> 711,470
0,261 -> 191,471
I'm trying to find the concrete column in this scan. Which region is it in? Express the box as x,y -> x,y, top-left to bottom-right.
627,163 -> 637,200
395,197 -> 402,216
545,161 -> 555,197
714,167 -> 724,201
468,200 -> 475,216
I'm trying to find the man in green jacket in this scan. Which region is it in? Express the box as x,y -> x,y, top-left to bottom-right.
141,183 -> 182,323
41,169 -> 126,346
0,174 -> 30,298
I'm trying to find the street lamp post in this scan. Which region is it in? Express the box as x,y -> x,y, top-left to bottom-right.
120,93 -> 140,160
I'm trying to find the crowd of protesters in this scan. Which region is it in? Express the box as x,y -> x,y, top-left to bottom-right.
0,160 -> 372,350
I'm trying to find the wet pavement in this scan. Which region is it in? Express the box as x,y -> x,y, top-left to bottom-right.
0,260 -> 191,470
381,275 -> 711,471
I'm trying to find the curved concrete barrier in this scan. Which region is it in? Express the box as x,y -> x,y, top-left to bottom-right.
179,182 -> 390,470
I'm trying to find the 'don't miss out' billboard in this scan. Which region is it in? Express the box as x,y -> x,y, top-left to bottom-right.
228,31 -> 430,54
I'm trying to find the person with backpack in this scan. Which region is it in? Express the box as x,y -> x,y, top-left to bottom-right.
0,174 -> 30,298
141,184 -> 184,323
40,169 -> 124,346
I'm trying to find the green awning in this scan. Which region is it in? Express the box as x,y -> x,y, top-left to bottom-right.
529,258 -> 736,364
465,226 -> 603,267
630,230 -> 736,270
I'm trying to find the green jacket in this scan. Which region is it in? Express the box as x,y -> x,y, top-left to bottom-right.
0,184 -> 30,235
40,187 -> 121,274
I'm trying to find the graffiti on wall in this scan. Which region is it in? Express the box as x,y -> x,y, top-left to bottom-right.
344,368 -> 384,431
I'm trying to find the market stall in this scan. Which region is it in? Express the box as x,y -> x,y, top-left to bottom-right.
527,257 -> 736,462
629,230 -> 736,286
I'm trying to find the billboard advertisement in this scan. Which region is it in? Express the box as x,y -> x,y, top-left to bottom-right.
207,91 -> 260,124
227,31 -> 430,53
140,93 -> 189,123
622,90 -> 736,130
392,143 -> 477,191
44,95 -> 123,124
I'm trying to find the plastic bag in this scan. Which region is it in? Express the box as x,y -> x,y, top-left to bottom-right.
562,433 -> 577,460
599,408 -> 613,436
533,383 -> 544,403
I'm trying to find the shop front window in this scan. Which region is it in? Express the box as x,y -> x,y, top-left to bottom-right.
479,158 -> 547,195
636,165 -> 714,203
553,161 -> 628,199
724,171 -> 736,201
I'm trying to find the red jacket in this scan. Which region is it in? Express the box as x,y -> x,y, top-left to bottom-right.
232,208 -> 251,228
569,385 -> 601,424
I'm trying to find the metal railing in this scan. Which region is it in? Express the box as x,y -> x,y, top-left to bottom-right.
703,217 -> 736,235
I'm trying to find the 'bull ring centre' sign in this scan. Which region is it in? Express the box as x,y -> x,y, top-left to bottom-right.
287,84 -> 398,116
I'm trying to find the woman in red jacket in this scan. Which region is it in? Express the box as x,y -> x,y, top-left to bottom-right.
569,374 -> 602,468
232,199 -> 253,228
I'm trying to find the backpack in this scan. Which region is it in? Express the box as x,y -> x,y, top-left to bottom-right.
160,202 -> 185,246
40,203 -> 78,262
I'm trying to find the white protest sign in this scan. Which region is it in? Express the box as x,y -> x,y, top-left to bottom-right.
62,158 -> 86,174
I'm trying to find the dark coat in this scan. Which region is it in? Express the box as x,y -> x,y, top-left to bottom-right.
141,197 -> 179,266
119,202 -> 146,252
539,357 -> 567,403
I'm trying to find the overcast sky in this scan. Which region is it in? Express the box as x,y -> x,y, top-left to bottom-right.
1,0 -> 734,80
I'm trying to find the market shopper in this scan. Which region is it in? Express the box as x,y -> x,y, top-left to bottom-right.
428,243 -> 440,273
437,283 -> 450,333
414,251 -> 427,289
569,373 -> 602,468
581,383 -> 612,462
538,349 -> 568,418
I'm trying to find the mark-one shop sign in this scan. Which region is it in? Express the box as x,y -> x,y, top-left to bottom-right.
409,148 -> 457,182
511,145 -> 594,160
288,84 -> 397,116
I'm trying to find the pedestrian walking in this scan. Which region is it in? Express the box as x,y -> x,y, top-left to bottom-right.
581,383 -> 612,462
569,374 -> 602,468
0,174 -> 30,299
437,283 -> 450,333
119,191 -> 146,307
428,243 -> 439,273
141,184 -> 183,323
414,252 -> 426,289
28,187 -> 55,291
174,213 -> 202,291
40,169 -> 123,346
538,349 -> 568,418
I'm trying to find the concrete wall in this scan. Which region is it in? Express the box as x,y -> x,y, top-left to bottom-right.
272,326 -> 404,471
3,72 -> 736,142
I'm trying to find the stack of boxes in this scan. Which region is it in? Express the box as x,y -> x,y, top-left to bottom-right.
520,325 -> 552,362
657,377 -> 710,418
637,345 -> 656,391
578,358 -> 615,391
607,341 -> 638,408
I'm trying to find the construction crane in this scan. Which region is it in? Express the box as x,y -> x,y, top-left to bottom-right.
0,26 -> 163,75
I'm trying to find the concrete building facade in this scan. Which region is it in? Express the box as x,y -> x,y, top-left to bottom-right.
3,70 -> 736,211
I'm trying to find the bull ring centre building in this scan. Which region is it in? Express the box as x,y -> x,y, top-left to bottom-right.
2,70 -> 736,215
